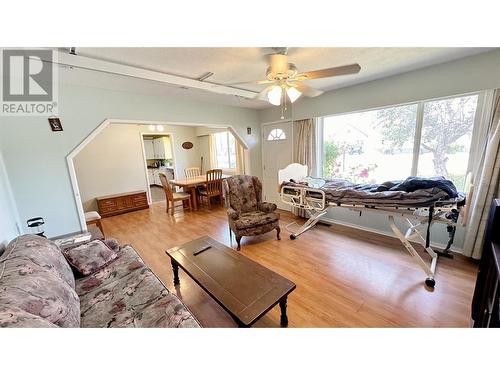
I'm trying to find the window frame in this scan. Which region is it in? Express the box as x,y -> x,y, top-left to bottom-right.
267,128 -> 287,141
317,91 -> 487,184
214,131 -> 237,171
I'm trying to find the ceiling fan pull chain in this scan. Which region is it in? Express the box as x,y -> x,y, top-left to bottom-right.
281,94 -> 285,120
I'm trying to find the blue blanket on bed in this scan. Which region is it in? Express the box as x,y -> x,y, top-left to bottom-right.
388,176 -> 458,198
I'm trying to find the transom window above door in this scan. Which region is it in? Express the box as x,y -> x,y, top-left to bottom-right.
267,128 -> 287,141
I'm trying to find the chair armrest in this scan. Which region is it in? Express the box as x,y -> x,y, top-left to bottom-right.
227,208 -> 239,220
258,202 -> 277,213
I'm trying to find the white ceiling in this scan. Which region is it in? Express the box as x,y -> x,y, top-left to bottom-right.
59,47 -> 495,109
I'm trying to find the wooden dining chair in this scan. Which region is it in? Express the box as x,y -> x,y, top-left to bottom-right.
185,167 -> 201,178
198,169 -> 223,209
159,173 -> 192,215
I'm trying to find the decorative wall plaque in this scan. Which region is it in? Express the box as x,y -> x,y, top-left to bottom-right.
182,141 -> 193,149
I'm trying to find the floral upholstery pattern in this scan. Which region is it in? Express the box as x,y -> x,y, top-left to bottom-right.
102,238 -> 120,252
0,235 -> 200,328
1,234 -> 75,288
76,245 -> 141,296
258,202 -> 277,213
77,245 -> 200,328
223,175 -> 281,250
234,211 -> 280,230
63,240 -> 118,276
224,175 -> 261,213
0,253 -> 80,327
0,305 -> 58,328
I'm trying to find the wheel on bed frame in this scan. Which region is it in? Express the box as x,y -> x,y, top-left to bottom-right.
290,234 -> 297,240
425,278 -> 436,288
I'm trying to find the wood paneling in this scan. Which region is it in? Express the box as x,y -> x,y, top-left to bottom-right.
102,202 -> 478,327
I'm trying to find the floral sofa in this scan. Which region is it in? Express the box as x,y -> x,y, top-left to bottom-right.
223,175 -> 281,250
0,235 -> 200,328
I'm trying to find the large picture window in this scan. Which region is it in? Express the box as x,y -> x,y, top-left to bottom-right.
214,131 -> 237,169
320,93 -> 480,190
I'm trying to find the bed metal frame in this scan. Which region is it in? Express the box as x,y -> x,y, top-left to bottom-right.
278,163 -> 463,288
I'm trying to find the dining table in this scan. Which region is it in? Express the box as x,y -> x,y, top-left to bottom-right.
169,174 -> 230,210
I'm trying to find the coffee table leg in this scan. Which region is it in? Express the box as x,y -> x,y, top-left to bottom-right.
279,297 -> 288,327
171,259 -> 180,285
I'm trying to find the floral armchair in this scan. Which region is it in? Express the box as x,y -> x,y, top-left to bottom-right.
222,175 -> 281,250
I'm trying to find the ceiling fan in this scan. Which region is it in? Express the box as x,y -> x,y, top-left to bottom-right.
233,51 -> 361,107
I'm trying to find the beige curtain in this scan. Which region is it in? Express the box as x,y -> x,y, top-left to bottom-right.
463,89 -> 500,259
293,118 -> 317,217
208,134 -> 218,170
235,142 -> 246,175
294,118 -> 317,175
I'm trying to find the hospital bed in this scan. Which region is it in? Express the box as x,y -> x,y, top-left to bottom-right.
278,163 -> 468,288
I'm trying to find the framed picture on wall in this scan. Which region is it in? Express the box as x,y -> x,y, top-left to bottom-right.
48,117 -> 63,131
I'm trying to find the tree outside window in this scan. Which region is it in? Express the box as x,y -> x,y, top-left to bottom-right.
321,94 -> 479,191
378,95 -> 478,190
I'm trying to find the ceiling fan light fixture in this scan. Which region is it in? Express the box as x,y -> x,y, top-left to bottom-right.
267,85 -> 282,106
286,86 -> 302,103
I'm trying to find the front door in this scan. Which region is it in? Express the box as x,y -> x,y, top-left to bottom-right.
262,122 -> 293,210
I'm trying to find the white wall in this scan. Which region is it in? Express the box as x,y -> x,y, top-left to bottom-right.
0,81 -> 260,238
0,149 -> 20,249
259,49 -> 500,251
74,123 -> 202,211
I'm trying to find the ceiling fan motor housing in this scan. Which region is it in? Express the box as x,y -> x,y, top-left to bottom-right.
266,56 -> 298,81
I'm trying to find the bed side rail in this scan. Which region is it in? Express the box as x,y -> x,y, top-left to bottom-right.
281,185 -> 326,211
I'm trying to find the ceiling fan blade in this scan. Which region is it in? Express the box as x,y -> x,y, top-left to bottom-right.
229,79 -> 275,86
295,63 -> 361,80
293,82 -> 324,98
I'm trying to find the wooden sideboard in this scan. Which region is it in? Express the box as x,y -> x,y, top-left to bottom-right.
96,190 -> 149,218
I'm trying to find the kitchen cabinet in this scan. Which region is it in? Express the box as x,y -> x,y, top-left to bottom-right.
154,170 -> 161,185
144,139 -> 155,159
147,168 -> 163,186
144,136 -> 172,160
153,138 -> 164,159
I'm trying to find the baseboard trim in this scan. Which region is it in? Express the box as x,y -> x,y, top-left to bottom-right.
318,216 -> 463,254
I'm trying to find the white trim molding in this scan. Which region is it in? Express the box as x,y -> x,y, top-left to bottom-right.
67,118 -> 250,232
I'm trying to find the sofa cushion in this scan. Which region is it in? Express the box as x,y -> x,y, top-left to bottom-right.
78,267 -> 199,328
0,305 -> 58,328
233,211 -> 279,230
75,245 -> 146,296
0,257 -> 80,327
2,234 -> 75,289
63,240 -> 118,276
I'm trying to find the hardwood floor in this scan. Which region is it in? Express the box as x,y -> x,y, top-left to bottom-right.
102,202 -> 478,327
149,186 -> 166,202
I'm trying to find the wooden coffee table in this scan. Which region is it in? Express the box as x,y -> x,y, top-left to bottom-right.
166,236 -> 296,327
